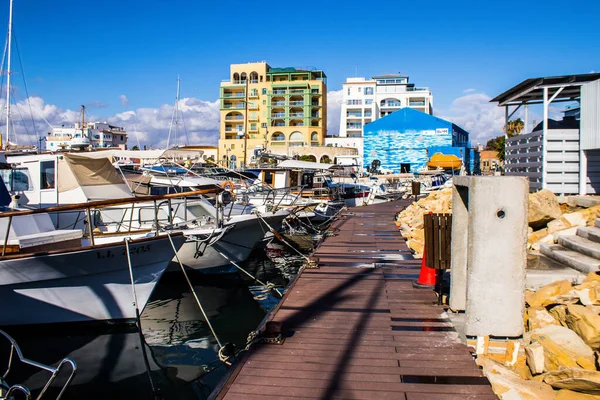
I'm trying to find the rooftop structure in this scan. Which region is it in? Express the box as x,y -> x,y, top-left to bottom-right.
492,73 -> 600,195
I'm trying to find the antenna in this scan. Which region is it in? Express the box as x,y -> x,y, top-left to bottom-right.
5,0 -> 13,145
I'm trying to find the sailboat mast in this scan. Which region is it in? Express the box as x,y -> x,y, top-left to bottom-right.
175,76 -> 180,147
5,0 -> 13,145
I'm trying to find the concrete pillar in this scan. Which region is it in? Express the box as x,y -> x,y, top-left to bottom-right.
451,176 -> 528,337
449,183 -> 469,311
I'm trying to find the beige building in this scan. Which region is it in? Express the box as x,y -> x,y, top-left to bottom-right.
218,62 -> 327,168
480,150 -> 501,174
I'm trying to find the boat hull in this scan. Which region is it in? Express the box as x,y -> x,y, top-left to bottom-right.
0,235 -> 185,326
170,210 -> 290,273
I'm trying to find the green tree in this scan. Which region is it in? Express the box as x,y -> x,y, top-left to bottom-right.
485,118 -> 525,161
299,155 -> 316,162
320,155 -> 331,164
131,145 -> 139,150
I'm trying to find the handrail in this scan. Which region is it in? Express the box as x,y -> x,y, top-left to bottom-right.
0,330 -> 77,400
0,188 -> 222,219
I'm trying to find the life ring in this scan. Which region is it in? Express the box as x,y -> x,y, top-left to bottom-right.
221,181 -> 235,191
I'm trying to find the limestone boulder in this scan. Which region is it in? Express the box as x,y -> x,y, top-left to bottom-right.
549,305 -> 569,327
577,205 -> 600,226
548,213 -> 588,235
528,307 -> 561,331
525,341 -> 545,375
574,273 -> 600,306
556,389 -> 600,399
565,304 -> 600,349
477,355 -> 557,400
527,325 -> 596,372
529,189 -> 562,229
526,280 -> 575,307
542,368 -> 600,394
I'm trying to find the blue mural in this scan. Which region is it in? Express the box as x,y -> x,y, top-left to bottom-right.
363,108 -> 472,173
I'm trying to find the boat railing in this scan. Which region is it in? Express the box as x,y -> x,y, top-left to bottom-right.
0,330 -> 76,400
0,188 -> 221,257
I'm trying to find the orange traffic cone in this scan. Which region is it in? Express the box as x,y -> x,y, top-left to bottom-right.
413,246 -> 437,288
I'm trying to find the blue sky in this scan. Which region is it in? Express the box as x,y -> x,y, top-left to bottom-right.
1,0 -> 599,147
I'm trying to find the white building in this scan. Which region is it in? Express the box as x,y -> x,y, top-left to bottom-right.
325,74 -> 434,170
46,122 -> 128,151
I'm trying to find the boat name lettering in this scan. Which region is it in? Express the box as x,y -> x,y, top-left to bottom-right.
122,244 -> 152,256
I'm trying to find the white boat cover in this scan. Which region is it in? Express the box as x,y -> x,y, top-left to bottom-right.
277,160 -> 337,170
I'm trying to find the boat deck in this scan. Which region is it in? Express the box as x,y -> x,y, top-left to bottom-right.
214,200 -> 496,399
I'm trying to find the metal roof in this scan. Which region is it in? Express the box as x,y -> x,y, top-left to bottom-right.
491,73 -> 600,106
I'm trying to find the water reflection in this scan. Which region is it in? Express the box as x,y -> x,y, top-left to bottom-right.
2,245 -> 304,399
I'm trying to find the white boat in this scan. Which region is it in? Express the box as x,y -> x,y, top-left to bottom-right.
0,199 -> 186,326
3,152 -> 289,272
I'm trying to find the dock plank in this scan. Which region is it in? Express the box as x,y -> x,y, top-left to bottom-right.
213,201 -> 496,399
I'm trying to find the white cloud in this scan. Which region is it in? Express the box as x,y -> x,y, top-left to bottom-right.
119,94 -> 129,107
0,95 -> 220,148
463,88 -> 476,93
439,93 -> 505,145
107,97 -> 220,148
326,89 -> 343,136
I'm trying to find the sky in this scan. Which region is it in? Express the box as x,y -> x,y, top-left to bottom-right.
1,0 -> 599,148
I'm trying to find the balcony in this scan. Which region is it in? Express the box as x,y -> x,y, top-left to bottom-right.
249,90 -> 259,98
311,113 -> 320,118
225,115 -> 244,121
248,102 -> 259,109
289,113 -> 304,118
272,90 -> 286,95
347,113 -> 362,118
270,141 -> 286,146
248,113 -> 259,121
346,100 -> 362,105
409,101 -> 426,106
347,124 -> 362,130
273,121 -> 286,127
289,101 -> 304,106
222,103 -> 246,109
222,92 -> 245,98
271,101 -> 286,106
290,120 -> 304,127
271,113 -> 286,118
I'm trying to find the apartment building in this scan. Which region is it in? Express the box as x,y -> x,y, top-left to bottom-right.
46,122 -> 128,151
218,62 -> 327,169
326,74 -> 434,169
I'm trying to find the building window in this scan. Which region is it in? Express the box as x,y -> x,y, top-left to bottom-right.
40,160 -> 55,189
231,144 -> 235,149
365,99 -> 373,105
365,87 -> 374,95
120,135 -> 124,140
262,123 -> 267,128
347,88 -> 350,95
262,88 -> 267,95
358,87 -> 362,92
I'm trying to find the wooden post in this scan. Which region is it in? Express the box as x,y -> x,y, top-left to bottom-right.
86,207 -> 95,246
2,216 -> 12,256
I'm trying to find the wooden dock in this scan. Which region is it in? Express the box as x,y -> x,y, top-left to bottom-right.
215,200 -> 497,399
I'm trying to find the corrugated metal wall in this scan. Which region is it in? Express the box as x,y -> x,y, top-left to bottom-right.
586,150 -> 600,194
581,79 -> 600,150
506,130 -> 580,194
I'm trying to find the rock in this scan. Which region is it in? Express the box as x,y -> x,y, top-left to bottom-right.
477,355 -> 556,400
556,389 -> 600,399
526,280 -> 574,307
577,205 -> 600,226
525,341 -> 545,375
549,305 -> 569,327
529,189 -> 562,229
547,213 -> 587,234
553,227 -> 581,242
529,228 -> 550,244
565,304 -> 600,349
542,368 -> 600,394
528,307 -> 561,331
532,234 -> 556,251
527,324 -> 596,372
574,273 -> 600,306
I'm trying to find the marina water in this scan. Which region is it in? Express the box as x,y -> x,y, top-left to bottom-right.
1,245 -> 304,399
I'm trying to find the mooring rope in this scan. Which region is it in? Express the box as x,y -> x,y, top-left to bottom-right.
166,233 -> 232,365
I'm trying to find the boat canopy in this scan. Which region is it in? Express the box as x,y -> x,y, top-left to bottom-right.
57,154 -> 133,200
277,160 -> 337,170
